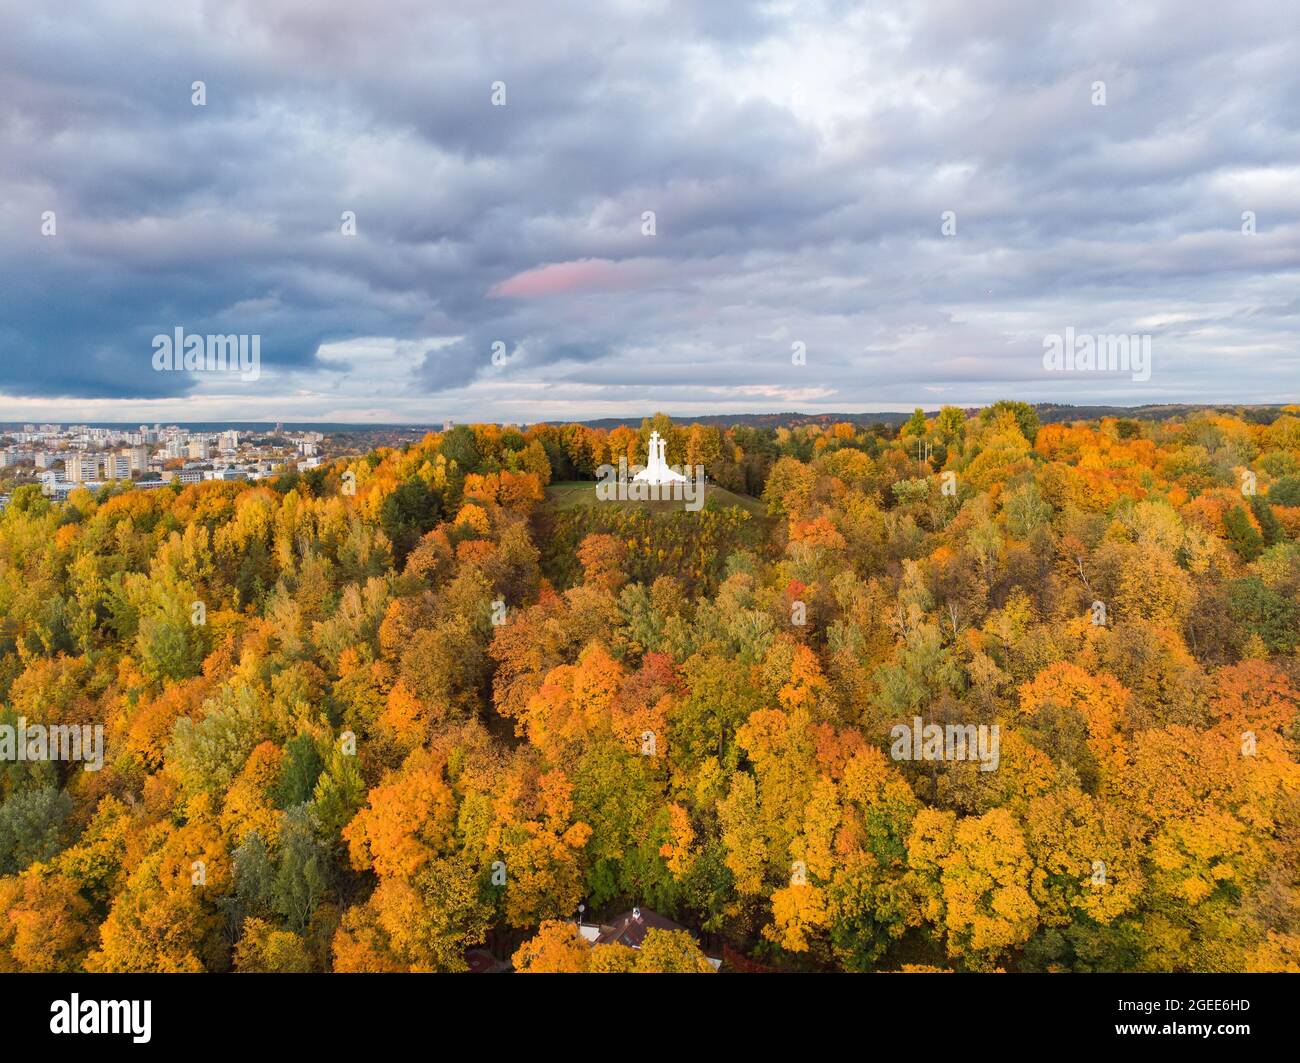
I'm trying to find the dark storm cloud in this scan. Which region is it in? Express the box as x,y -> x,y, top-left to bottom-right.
1,0 -> 1297,419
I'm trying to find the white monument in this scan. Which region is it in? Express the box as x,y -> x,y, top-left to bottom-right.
633,430 -> 687,486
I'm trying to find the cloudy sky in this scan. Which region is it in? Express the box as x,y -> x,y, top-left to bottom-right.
3,0 -> 1298,424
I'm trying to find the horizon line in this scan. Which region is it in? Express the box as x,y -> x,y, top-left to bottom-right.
2,399 -> 1298,431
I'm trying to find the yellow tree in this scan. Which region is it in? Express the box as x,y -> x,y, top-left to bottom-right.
908,807 -> 1040,970
1018,662 -> 1128,789
0,871 -> 92,972
512,919 -> 593,972
343,748 -> 457,880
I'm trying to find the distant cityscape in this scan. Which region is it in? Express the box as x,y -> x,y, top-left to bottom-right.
0,422 -> 345,504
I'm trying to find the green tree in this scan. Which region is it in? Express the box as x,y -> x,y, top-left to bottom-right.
901,408 -> 928,438
1267,474 -> 1300,507
980,400 -> 1040,444
0,787 -> 72,874
272,806 -> 333,930
1228,577 -> 1300,653
1224,505 -> 1264,561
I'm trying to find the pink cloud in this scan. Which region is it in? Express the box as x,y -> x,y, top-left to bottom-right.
489,258 -> 650,298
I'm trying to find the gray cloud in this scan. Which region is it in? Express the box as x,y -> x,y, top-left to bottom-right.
1,0 -> 1298,421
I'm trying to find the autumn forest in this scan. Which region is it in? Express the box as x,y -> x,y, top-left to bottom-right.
2,403 -> 1299,975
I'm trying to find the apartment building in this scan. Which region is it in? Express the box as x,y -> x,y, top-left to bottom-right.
64,452 -> 100,482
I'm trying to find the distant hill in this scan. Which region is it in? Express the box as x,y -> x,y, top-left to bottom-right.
1030,403 -> 1288,424
567,412 -> 918,430
563,403 -> 1291,432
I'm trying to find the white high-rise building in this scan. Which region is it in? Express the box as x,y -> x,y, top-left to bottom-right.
65,453 -> 98,482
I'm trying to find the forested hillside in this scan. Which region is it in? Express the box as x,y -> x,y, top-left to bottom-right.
1,404 -> 1298,973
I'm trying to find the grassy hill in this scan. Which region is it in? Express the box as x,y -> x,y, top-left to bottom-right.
545,480 -> 768,518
